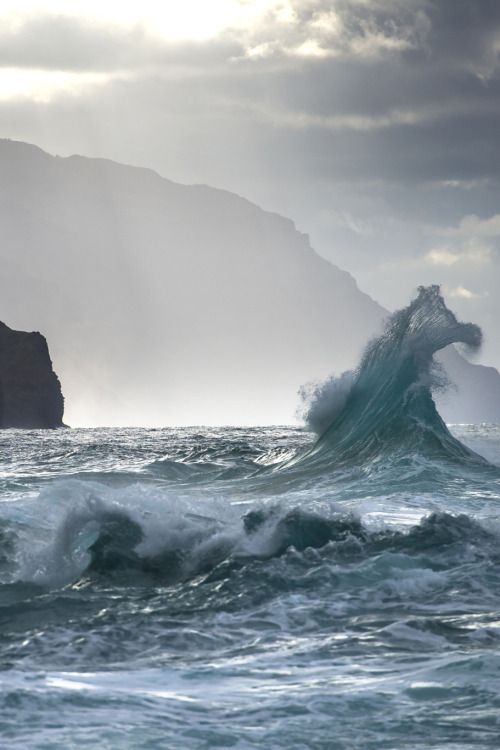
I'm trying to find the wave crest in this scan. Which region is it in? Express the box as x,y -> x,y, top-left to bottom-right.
295,286 -> 486,468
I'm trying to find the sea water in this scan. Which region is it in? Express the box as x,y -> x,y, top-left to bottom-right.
1,287 -> 500,749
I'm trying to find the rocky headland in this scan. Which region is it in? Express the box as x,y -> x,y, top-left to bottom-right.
0,321 -> 64,428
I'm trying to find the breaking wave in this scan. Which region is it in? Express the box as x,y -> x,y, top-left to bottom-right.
5,479 -> 498,589
294,285 -> 487,470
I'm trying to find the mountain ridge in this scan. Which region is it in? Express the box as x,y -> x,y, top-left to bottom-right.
0,138 -> 498,426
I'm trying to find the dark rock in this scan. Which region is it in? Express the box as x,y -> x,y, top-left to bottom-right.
0,321 -> 64,428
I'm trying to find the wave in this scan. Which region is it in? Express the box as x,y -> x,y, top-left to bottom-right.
3,477 -> 497,589
2,286 -> 497,591
82,508 -> 499,586
294,286 -> 487,471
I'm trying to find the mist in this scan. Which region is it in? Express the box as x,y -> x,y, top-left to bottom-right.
0,140 -> 387,426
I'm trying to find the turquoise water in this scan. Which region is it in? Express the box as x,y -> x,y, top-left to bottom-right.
1,287 -> 500,749
1,424 -> 500,749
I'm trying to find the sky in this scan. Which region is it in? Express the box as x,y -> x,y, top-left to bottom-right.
1,0 -> 500,368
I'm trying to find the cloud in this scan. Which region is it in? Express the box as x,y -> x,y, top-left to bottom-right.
456,214 -> 500,237
234,0 -> 431,61
425,248 -> 462,267
447,285 -> 488,300
0,8 -> 246,79
0,12 -> 139,72
424,242 -> 493,267
2,1 -> 500,162
424,0 -> 500,79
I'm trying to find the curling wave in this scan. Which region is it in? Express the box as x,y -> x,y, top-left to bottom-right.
294,285 -> 487,471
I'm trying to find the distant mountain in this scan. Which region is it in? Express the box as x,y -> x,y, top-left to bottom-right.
435,346 -> 500,424
0,139 -> 498,426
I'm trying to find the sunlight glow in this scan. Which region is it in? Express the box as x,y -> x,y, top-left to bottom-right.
1,0 -> 271,40
0,68 -> 113,102
0,2 -> 290,103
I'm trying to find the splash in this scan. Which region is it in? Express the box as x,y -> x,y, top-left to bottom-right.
297,370 -> 356,436
296,286 -> 485,468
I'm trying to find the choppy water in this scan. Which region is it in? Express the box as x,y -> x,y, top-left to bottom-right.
1,287 -> 500,749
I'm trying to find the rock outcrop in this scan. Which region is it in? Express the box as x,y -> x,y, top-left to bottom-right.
0,321 -> 64,428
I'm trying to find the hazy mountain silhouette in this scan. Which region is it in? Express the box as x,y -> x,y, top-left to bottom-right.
1,139 -> 498,426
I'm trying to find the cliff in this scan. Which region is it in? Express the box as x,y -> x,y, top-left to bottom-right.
0,321 -> 64,428
0,138 -> 499,426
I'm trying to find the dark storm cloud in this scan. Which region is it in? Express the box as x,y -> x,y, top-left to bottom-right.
3,1 -> 499,191
218,0 -> 500,187
424,0 -> 500,69
4,2 -> 499,140
234,0 -> 430,60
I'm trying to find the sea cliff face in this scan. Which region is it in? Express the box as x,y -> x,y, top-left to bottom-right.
0,321 -> 64,428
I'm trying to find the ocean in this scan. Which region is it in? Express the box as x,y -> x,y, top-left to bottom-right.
1,286 -> 500,749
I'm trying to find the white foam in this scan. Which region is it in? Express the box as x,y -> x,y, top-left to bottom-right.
297,370 -> 356,436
